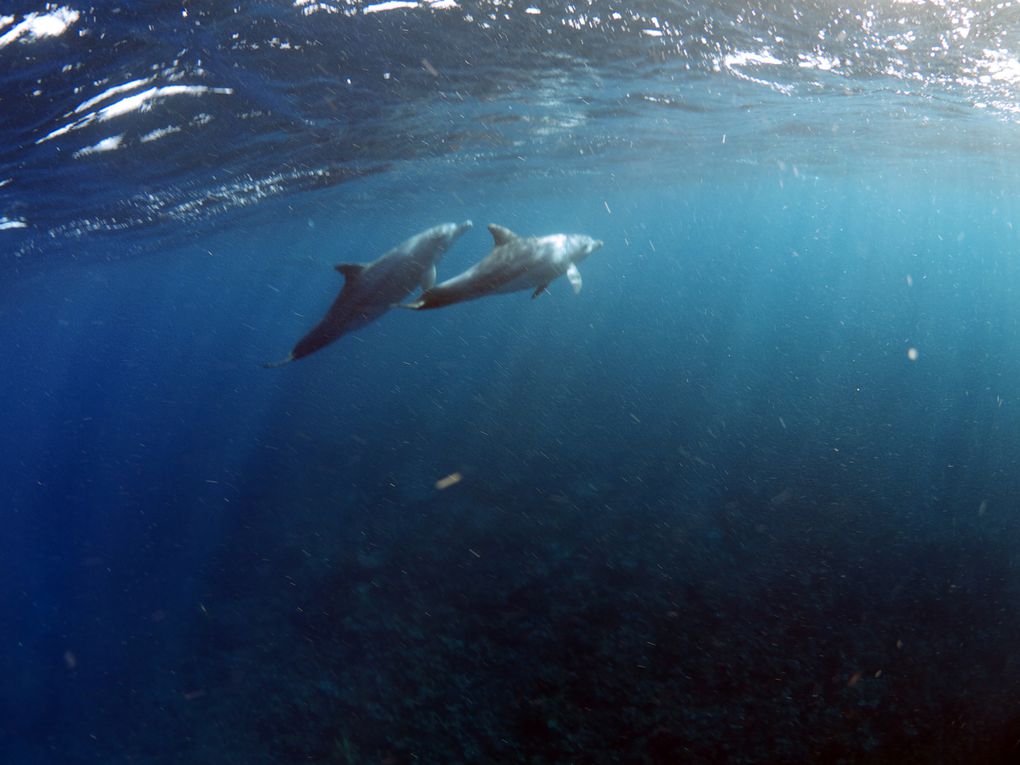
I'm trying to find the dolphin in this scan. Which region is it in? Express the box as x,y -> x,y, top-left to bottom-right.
264,220 -> 473,366
401,224 -> 603,310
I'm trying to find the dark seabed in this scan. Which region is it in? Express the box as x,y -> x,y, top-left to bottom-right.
3,1 -> 1020,763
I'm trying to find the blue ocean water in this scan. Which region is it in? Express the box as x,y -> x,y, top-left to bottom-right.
4,1 -> 1020,763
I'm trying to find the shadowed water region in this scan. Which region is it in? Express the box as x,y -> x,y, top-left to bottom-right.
3,2 -> 1020,764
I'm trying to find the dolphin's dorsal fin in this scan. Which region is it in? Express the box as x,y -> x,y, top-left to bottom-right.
488,224 -> 519,247
335,263 -> 366,281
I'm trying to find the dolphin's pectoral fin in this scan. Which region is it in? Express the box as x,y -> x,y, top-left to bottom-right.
488,224 -> 519,247
420,263 -> 437,291
262,353 -> 295,368
335,263 -> 366,281
566,263 -> 583,294
531,284 -> 551,300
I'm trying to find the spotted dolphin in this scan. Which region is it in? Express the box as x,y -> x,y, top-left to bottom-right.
401,224 -> 603,310
264,220 -> 473,366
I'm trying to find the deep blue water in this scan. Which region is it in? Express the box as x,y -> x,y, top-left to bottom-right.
4,2 -> 1020,763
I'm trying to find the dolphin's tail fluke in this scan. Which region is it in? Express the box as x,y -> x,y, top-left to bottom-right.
262,353 -> 295,368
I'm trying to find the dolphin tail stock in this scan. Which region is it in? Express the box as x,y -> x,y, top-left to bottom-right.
394,299 -> 425,310
262,353 -> 295,368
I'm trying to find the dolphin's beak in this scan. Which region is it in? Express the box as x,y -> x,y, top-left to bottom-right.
592,239 -> 604,252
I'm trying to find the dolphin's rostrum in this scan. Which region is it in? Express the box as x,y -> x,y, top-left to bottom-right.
402,224 -> 603,310
264,220 -> 472,366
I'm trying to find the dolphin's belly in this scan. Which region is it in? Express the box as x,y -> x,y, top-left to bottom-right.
491,261 -> 563,293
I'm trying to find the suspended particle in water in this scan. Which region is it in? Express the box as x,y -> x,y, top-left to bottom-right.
435,472 -> 462,490
907,347 -> 919,361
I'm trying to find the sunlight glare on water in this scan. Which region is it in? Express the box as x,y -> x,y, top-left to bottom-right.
2,0 -> 1020,267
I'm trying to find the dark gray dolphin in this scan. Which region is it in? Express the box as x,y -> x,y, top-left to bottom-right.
401,224 -> 602,311
264,220 -> 472,366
